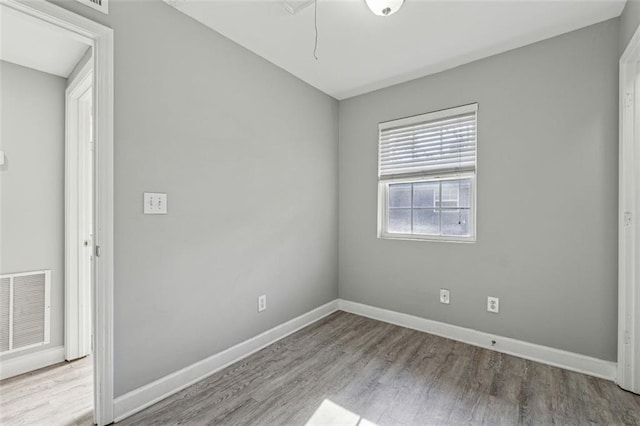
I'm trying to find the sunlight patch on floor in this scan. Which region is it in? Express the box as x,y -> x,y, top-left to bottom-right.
306,399 -> 378,426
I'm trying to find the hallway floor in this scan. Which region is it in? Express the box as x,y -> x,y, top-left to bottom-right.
0,355 -> 92,425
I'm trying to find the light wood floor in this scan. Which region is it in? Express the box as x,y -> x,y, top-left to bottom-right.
120,311 -> 640,425
0,355 -> 93,426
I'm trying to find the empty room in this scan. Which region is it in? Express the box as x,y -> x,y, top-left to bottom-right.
0,0 -> 639,425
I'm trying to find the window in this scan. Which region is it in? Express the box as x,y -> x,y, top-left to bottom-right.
378,104 -> 477,241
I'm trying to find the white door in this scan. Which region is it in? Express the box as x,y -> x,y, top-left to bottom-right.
65,68 -> 93,361
77,85 -> 93,359
619,35 -> 640,395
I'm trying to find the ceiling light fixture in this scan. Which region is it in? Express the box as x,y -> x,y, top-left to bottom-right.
364,0 -> 404,16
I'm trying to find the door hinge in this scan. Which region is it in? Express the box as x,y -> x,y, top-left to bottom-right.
95,245 -> 102,257
624,211 -> 633,227
626,91 -> 634,109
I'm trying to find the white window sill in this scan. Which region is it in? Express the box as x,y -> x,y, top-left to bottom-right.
378,233 -> 476,243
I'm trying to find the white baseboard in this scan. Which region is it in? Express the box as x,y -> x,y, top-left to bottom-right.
0,346 -> 65,380
114,297 -> 617,423
113,299 -> 339,422
338,299 -> 617,381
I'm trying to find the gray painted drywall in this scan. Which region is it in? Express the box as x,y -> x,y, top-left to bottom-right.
43,0 -> 619,398
621,0 -> 640,53
48,0 -> 339,396
0,60 -> 66,361
338,19 -> 619,361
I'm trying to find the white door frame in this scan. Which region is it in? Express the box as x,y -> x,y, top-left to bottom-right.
0,0 -> 116,423
65,60 -> 93,362
619,26 -> 640,394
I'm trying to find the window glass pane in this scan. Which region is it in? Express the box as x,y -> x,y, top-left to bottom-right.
389,184 -> 411,208
413,182 -> 438,208
442,179 -> 471,207
388,208 -> 411,234
413,209 -> 440,235
441,179 -> 471,208
384,178 -> 473,239
441,209 -> 470,236
459,179 -> 471,208
440,181 -> 459,207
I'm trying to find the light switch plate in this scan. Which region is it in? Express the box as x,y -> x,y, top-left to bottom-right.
258,295 -> 267,312
144,192 -> 167,214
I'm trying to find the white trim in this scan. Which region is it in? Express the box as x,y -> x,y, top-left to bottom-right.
0,346 -> 65,380
8,276 -> 13,351
280,0 -> 313,15
618,24 -> 640,394
113,300 -> 340,423
338,299 -> 617,381
379,103 -> 478,131
92,12 -> 115,425
65,60 -> 93,362
43,270 -> 51,347
67,54 -> 92,95
0,1 -> 115,424
0,269 -> 51,279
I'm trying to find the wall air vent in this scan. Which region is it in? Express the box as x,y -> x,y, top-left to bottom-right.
74,0 -> 108,15
0,271 -> 51,355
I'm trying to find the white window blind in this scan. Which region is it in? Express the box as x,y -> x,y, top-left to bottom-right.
379,104 -> 478,179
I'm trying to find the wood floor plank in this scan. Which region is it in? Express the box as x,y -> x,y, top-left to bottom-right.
3,312 -> 640,425
122,312 -> 640,426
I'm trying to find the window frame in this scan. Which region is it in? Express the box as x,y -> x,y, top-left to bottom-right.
377,104 -> 478,243
378,173 -> 477,242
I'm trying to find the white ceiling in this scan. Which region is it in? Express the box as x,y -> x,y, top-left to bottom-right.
166,0 -> 625,99
0,4 -> 90,78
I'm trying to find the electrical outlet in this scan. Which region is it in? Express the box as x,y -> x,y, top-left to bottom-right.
439,289 -> 450,304
487,296 -> 499,313
143,192 -> 167,214
258,294 -> 267,312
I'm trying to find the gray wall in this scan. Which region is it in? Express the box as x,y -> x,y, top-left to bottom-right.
621,0 -> 640,53
49,0 -> 339,396
45,0 -> 620,398
0,60 -> 66,360
338,19 -> 619,361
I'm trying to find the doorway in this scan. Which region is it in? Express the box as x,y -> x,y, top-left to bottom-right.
0,0 -> 114,424
66,55 -> 94,363
619,25 -> 640,395
0,22 -> 94,426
